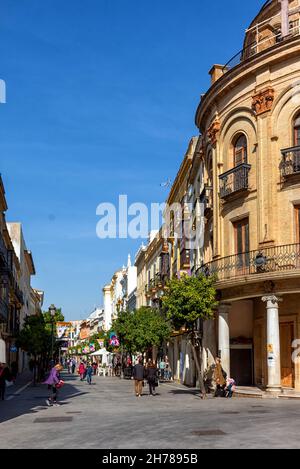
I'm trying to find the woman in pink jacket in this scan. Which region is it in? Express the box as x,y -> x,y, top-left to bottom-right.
79,362 -> 86,381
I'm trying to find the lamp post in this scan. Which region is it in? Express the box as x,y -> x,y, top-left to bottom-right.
49,304 -> 57,362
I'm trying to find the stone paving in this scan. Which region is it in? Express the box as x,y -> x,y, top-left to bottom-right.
1,372 -> 300,449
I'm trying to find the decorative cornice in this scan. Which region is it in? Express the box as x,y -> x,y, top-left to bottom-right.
252,88 -> 275,115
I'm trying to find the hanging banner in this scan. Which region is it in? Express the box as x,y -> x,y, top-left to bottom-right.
89,343 -> 95,352
56,322 -> 72,340
97,339 -> 105,348
109,332 -> 120,347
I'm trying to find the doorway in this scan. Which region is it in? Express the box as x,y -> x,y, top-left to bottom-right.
280,322 -> 295,388
230,346 -> 253,386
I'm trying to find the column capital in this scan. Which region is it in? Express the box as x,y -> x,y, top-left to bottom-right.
262,295 -> 283,305
218,302 -> 231,314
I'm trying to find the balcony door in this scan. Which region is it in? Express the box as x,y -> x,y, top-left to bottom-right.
294,116 -> 300,146
296,207 -> 300,244
293,116 -> 300,172
234,135 -> 248,167
234,218 -> 250,274
233,135 -> 248,192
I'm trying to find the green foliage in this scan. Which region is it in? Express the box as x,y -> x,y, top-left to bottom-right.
113,307 -> 172,354
161,274 -> 218,329
16,314 -> 51,357
113,310 -> 134,352
43,308 -> 65,333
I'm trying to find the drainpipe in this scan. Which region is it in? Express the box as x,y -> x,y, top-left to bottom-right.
281,0 -> 290,38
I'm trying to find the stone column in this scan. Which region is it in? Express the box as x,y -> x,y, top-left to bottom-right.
218,303 -> 231,377
262,295 -> 282,393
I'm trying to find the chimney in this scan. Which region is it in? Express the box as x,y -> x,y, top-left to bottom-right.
209,65 -> 225,85
281,0 -> 289,38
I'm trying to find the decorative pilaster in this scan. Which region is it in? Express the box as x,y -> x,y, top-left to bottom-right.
262,295 -> 282,393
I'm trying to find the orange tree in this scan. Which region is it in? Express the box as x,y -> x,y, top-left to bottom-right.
161,274 -> 218,398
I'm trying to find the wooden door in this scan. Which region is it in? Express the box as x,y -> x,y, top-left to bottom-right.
234,218 -> 250,274
280,322 -> 294,388
295,206 -> 300,244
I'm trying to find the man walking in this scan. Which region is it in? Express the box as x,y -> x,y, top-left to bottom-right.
133,359 -> 145,398
159,358 -> 166,380
86,363 -> 93,385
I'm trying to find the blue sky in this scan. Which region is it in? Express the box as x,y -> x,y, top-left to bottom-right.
0,0 -> 264,320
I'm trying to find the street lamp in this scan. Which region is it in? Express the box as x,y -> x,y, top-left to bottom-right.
49,304 -> 57,362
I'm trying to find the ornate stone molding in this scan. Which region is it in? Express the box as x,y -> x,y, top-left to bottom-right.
207,120 -> 221,146
262,295 -> 283,305
264,280 -> 275,293
252,88 -> 275,115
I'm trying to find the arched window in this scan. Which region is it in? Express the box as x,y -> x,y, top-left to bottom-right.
294,115 -> 300,147
233,134 -> 248,166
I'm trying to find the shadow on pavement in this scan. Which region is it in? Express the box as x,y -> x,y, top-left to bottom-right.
0,373 -> 88,424
167,389 -> 202,397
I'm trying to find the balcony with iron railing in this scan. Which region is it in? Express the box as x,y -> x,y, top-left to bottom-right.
145,279 -> 155,296
0,234 -> 7,265
0,297 -> 9,322
200,185 -> 213,217
14,282 -> 24,306
223,16 -> 300,73
281,146 -> 300,178
198,243 -> 300,284
219,164 -> 251,199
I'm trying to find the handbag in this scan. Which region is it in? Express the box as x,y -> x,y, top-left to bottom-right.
55,380 -> 65,389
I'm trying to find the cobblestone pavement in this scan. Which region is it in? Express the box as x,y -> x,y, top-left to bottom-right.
1,372 -> 300,449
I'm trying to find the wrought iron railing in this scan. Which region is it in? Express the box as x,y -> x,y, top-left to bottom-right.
200,185 -> 213,215
199,243 -> 300,282
219,164 -> 251,199
145,279 -> 156,294
14,282 -> 24,305
0,297 -> 9,322
155,273 -> 163,288
281,146 -> 300,177
223,21 -> 300,73
0,234 -> 7,265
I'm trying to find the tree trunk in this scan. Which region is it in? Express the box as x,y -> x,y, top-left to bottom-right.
33,355 -> 37,387
191,342 -> 206,399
